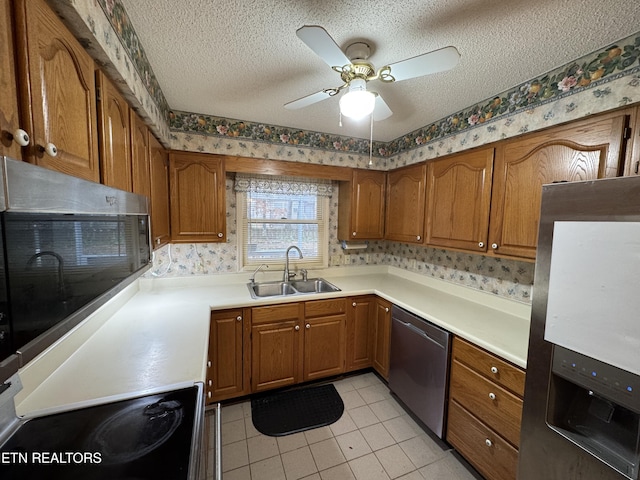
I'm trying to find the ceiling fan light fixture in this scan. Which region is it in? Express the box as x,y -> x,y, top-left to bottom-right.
339,78 -> 375,120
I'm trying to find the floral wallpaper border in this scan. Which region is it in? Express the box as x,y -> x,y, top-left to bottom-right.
89,1 -> 639,158
95,0 -> 171,123
168,32 -> 640,157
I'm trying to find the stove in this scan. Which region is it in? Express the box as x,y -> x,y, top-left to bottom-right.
0,382 -> 205,480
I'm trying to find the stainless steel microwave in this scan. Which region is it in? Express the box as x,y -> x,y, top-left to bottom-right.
0,157 -> 151,384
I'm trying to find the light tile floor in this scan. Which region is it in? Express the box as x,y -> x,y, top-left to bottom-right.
205,372 -> 482,480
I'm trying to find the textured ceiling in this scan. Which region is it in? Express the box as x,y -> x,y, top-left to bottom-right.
121,0 -> 640,142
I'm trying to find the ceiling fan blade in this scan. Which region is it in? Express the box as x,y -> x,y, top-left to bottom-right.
386,46 -> 460,82
373,94 -> 393,121
284,90 -> 333,110
296,25 -> 350,68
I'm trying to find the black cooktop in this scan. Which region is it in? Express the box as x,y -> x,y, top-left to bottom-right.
0,386 -> 201,480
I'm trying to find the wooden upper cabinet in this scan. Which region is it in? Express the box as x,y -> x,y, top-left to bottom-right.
149,134 -> 171,248
338,169 -> 386,240
385,162 -> 427,243
14,0 -> 99,182
130,112 -> 151,199
489,110 -> 632,260
97,71 -> 132,191
426,147 -> 494,253
169,152 -> 226,243
0,0 -> 22,159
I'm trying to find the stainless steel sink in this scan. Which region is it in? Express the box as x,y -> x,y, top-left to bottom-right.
290,279 -> 339,294
247,278 -> 340,299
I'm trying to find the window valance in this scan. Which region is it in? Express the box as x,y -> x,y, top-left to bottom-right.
234,173 -> 333,197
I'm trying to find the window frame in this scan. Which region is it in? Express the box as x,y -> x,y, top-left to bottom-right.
236,190 -> 330,272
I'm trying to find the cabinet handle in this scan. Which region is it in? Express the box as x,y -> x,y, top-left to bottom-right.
207,391 -> 212,399
12,128 -> 30,146
208,380 -> 212,386
491,243 -> 498,250
207,361 -> 212,368
352,231 -> 357,237
489,392 -> 496,400
352,302 -> 357,307
490,366 -> 499,374
155,238 -> 161,245
217,232 -> 223,238
416,235 -> 421,241
236,315 -> 242,321
385,307 -> 389,313
485,438 -> 493,447
305,323 -> 310,329
478,242 -> 484,248
295,325 -> 300,331
41,142 -> 58,157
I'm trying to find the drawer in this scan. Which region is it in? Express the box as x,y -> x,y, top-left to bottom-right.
305,298 -> 346,318
452,336 -> 526,397
447,399 -> 519,480
450,359 -> 523,447
252,303 -> 301,324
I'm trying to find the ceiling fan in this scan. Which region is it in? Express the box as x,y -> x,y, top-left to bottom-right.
284,25 -> 460,121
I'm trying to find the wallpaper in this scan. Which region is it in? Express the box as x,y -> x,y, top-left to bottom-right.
59,1 -> 640,303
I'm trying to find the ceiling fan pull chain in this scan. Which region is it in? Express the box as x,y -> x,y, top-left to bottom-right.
369,113 -> 374,166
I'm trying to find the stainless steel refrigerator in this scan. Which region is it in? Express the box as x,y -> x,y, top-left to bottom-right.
519,175 -> 640,479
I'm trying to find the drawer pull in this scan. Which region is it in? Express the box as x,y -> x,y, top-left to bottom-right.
295,325 -> 300,331
207,360 -> 212,368
488,392 -> 496,400
207,391 -> 212,398
236,315 -> 242,321
485,438 -> 493,447
305,323 -> 310,329
208,380 -> 212,386
490,366 -> 499,374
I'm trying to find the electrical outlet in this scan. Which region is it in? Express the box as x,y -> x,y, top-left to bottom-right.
409,259 -> 417,270
365,254 -> 371,264
343,254 -> 351,265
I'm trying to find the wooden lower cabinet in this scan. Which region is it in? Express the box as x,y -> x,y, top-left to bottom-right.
447,337 -> 525,480
372,297 -> 392,379
207,308 -> 250,403
447,400 -> 519,480
304,299 -> 346,381
345,296 -> 375,372
251,303 -> 304,392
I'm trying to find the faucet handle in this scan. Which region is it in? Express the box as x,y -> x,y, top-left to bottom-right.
300,269 -> 308,281
287,272 -> 297,281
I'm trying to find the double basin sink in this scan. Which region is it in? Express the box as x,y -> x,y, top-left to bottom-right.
247,278 -> 341,299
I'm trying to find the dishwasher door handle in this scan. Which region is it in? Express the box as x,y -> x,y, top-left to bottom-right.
396,319 -> 446,349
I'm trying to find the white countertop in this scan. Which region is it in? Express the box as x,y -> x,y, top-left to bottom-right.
15,265 -> 531,417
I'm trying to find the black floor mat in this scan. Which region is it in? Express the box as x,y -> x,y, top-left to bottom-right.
251,384 -> 344,437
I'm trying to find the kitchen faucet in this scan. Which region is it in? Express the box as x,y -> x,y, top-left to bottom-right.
26,250 -> 69,300
283,246 -> 303,282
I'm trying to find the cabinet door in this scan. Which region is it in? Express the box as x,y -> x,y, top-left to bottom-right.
130,112 -> 151,199
339,169 -> 386,240
303,314 -> 346,381
208,309 -> 249,402
251,320 -> 302,392
490,111 -> 631,260
346,296 -> 375,372
15,0 -> 99,181
385,163 -> 426,243
426,148 -> 494,252
149,135 -> 170,248
0,0 -> 22,159
372,297 -> 392,379
97,71 -> 132,191
170,152 -> 226,243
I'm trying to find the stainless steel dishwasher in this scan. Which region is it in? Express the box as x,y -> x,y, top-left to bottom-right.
388,306 -> 451,438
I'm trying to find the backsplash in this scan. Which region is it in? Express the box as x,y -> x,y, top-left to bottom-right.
147,180 -> 534,303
